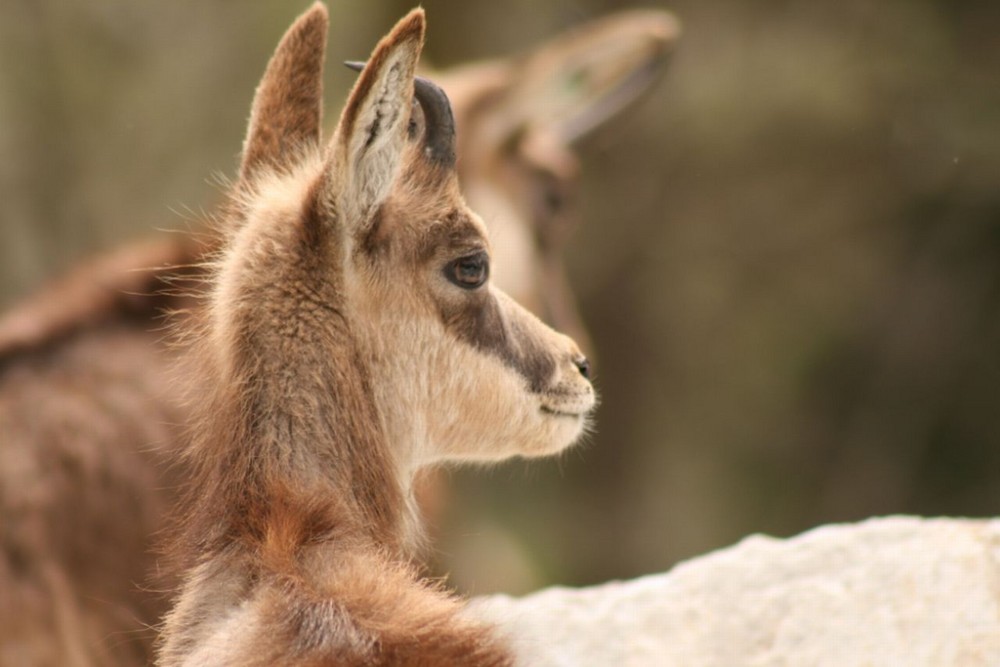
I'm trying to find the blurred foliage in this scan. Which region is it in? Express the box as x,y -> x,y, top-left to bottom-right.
2,0 -> 1000,595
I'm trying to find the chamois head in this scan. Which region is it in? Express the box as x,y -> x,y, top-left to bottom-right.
211,4 -> 595,483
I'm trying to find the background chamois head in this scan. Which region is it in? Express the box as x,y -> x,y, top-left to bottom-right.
439,9 -> 678,356
208,4 -> 595,488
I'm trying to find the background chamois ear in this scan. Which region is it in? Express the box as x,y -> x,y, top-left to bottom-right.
329,9 -> 425,227
494,9 -> 679,148
239,2 -> 328,185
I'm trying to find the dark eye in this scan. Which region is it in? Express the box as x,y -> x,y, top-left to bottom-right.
445,252 -> 489,289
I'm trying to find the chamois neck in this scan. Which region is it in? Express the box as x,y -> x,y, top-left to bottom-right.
184,186 -> 412,563
234,342 -> 405,549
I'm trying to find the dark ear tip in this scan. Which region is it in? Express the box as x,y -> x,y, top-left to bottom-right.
344,61 -> 365,73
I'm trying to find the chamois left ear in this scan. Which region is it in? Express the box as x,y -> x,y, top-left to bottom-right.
239,3 -> 328,186
328,9 -> 425,228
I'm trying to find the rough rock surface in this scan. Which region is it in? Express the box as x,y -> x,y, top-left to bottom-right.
470,516 -> 1000,666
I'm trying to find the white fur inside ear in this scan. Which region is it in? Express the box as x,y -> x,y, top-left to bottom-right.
345,49 -> 415,221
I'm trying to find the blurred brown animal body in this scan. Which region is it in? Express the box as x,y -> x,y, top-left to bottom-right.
0,239 -> 201,667
156,5 -> 594,663
0,6 -> 676,666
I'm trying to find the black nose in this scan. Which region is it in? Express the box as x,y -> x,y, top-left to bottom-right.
574,356 -> 591,380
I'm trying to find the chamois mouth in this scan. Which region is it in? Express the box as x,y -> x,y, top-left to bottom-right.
539,387 -> 595,419
540,405 -> 586,419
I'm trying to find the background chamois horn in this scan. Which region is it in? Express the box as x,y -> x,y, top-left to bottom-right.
345,60 -> 456,167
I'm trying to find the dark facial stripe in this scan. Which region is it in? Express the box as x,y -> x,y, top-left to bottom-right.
439,291 -> 555,394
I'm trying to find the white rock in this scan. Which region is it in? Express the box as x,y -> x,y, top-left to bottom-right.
470,516 -> 1000,666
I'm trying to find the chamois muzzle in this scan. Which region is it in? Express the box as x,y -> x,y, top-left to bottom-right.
344,61 -> 456,167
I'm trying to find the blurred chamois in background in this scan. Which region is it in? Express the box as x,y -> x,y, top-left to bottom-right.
2,0 -> 1000,663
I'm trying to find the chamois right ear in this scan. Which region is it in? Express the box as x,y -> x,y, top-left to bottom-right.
239,2 -> 328,185
328,9 -> 425,229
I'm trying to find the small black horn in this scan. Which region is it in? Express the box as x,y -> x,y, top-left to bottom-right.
413,75 -> 456,167
344,61 -> 456,167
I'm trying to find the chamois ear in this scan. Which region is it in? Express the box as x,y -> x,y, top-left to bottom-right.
328,9 -> 425,227
496,10 -> 680,145
239,2 -> 328,185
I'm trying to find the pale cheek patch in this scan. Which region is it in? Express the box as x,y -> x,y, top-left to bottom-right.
363,310 -> 534,465
427,345 -> 541,462
420,333 -> 575,463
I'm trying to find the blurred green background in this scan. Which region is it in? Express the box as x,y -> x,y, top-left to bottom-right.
2,1 -> 1000,596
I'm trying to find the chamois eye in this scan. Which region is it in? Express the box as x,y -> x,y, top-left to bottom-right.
445,252 -> 489,289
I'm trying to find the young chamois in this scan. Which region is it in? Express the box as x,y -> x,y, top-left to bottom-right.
0,8 -> 674,665
157,5 -> 595,665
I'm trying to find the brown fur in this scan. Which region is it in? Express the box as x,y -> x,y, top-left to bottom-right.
0,7 -> 676,666
156,6 -> 588,663
0,238 -> 204,666
0,324 -> 178,666
240,8 -> 327,185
